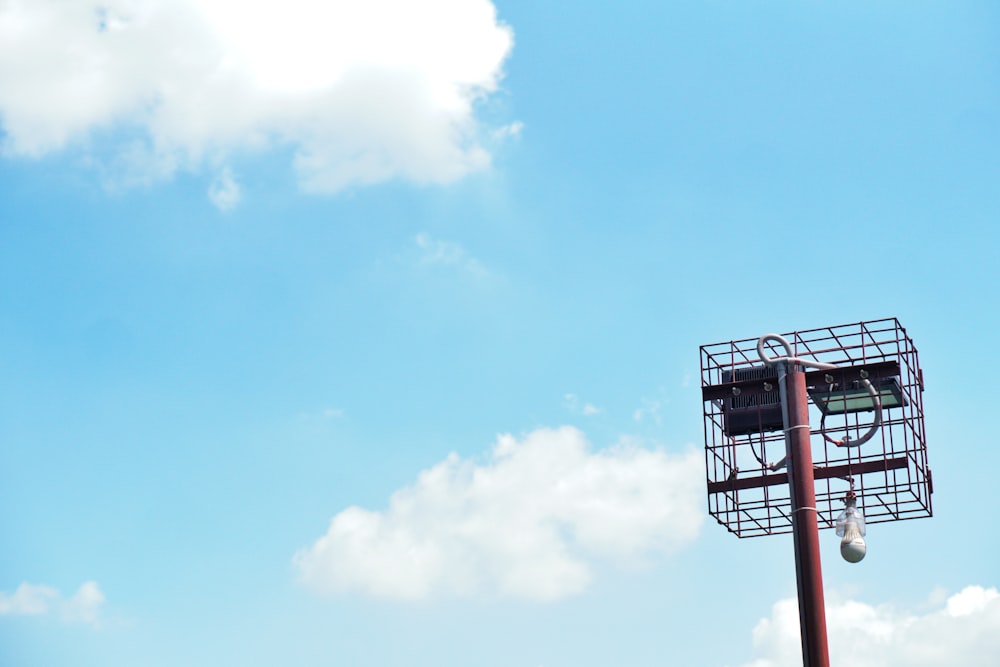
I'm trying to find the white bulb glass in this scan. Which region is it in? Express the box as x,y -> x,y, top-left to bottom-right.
835,498 -> 866,563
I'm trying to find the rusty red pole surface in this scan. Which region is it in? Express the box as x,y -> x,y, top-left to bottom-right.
778,362 -> 830,667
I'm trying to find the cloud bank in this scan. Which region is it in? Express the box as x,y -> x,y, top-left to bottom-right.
737,585 -> 1000,667
0,581 -> 106,625
295,426 -> 704,601
0,0 -> 514,198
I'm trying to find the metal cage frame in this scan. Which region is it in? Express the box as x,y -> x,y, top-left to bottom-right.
700,318 -> 932,537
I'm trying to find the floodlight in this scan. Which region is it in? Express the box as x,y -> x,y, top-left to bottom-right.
721,365 -> 783,436
809,376 -> 905,416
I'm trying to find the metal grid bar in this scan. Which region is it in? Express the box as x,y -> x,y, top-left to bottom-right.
700,318 -> 932,538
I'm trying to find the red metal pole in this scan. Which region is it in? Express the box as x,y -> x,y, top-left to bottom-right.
779,362 -> 830,667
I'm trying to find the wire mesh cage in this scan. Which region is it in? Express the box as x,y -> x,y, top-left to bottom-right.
700,318 -> 932,537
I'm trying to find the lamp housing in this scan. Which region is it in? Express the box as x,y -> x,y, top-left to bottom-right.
808,376 -> 906,416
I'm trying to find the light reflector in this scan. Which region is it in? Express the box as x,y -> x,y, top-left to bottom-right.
809,377 -> 906,416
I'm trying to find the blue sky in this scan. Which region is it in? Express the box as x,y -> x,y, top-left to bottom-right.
1,1 -> 998,665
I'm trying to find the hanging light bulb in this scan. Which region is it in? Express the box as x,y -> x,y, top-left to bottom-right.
835,493 -> 866,563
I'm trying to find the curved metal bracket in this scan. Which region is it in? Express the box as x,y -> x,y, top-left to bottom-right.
757,333 -> 881,448
757,333 -> 838,371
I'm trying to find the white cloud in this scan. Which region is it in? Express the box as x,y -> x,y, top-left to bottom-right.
563,393 -> 601,416
0,581 -> 106,625
633,389 -> 668,425
415,232 -> 488,277
492,120 -> 523,140
0,582 -> 59,616
61,581 -> 106,624
736,585 -> 1000,667
207,166 -> 240,211
0,0 -> 514,197
294,426 -> 704,601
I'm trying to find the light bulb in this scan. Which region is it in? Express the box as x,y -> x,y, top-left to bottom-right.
835,496 -> 866,563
